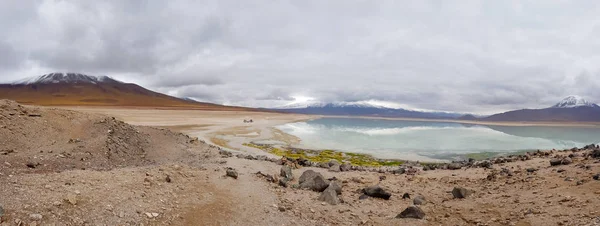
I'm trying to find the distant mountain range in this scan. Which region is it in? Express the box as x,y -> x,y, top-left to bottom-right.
270,102 -> 463,119
0,72 -> 252,111
2,73 -> 599,122
481,95 -> 600,122
270,96 -> 600,122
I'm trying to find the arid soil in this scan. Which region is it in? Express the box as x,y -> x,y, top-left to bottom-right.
1,100 -> 600,226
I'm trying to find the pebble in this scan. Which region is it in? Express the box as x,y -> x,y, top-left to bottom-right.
66,194 -> 78,205
0,204 -> 4,217
145,212 -> 159,218
29,213 -> 43,221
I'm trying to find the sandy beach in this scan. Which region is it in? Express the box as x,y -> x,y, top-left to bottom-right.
61,107 -> 316,156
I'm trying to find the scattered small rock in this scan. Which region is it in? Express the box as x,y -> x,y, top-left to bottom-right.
452,187 -> 471,199
550,158 -> 562,166
26,162 -> 37,169
318,185 -> 340,205
396,206 -> 425,219
66,194 -> 78,205
0,204 -> 4,218
329,164 -> 341,172
340,163 -> 351,172
593,174 -> 600,180
448,163 -> 462,170
279,178 -> 290,187
328,181 -> 342,195
393,168 -> 406,175
402,193 -> 411,199
280,165 -> 293,180
526,168 -> 538,173
328,159 -> 340,167
225,167 -> 238,179
165,175 -> 172,183
363,185 -> 391,200
413,195 -> 426,205
561,157 -> 573,165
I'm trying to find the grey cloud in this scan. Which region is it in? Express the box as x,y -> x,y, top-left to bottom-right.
1,1 -> 600,114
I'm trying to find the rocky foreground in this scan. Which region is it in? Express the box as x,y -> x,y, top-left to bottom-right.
1,99 -> 600,226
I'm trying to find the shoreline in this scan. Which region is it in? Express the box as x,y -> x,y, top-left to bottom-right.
321,115 -> 600,127
55,107 -> 600,163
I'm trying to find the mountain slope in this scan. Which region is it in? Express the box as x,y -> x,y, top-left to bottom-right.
0,73 -> 251,110
483,96 -> 600,122
271,102 -> 462,119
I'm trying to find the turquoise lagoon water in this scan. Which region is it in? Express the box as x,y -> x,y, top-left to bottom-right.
276,118 -> 600,161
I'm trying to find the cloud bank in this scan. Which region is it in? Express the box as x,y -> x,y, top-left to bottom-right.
1,0 -> 600,114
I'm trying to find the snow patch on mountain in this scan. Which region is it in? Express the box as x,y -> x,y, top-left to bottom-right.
551,95 -> 599,108
280,100 -> 398,109
11,72 -> 122,85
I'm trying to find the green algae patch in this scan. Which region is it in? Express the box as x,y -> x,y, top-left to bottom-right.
243,142 -> 404,167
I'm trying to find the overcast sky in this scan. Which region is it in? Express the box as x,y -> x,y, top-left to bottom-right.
1,1 -> 600,114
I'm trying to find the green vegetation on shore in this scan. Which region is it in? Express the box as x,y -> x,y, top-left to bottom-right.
243,142 -> 403,167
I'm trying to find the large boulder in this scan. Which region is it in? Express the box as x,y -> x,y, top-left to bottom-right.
299,170 -> 329,192
363,185 -> 392,200
396,206 -> 425,219
280,165 -> 293,180
452,187 -> 471,199
318,185 -> 340,205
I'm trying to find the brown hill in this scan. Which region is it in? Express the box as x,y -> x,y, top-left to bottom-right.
482,107 -> 600,122
0,73 -> 254,111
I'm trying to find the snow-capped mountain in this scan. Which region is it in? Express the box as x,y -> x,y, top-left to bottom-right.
12,72 -> 122,85
279,101 -> 388,109
484,95 -> 600,122
551,95 -> 599,108
1,73 -> 245,109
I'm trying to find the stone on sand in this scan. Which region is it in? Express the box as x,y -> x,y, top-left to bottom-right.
363,185 -> 391,200
318,185 -> 340,205
452,187 -> 471,199
396,206 -> 425,219
328,181 -> 342,195
280,165 -> 293,180
226,167 -> 238,179
413,195 -> 426,205
340,163 -> 351,172
299,170 -> 329,192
